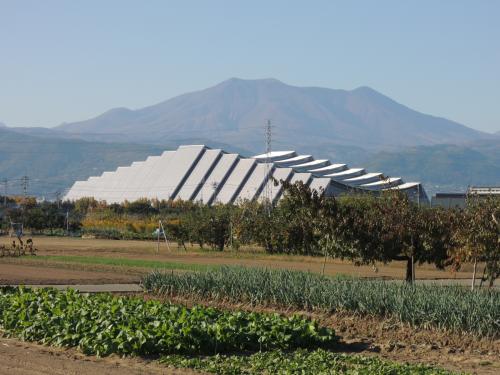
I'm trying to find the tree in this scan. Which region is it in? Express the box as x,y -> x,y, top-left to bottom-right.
454,195 -> 500,288
321,191 -> 456,283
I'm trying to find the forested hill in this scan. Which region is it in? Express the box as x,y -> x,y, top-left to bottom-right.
362,140 -> 500,194
0,127 -> 165,197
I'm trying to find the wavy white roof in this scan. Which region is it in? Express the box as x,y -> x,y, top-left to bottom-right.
361,177 -> 402,190
274,155 -> 313,165
253,151 -> 296,161
308,163 -> 347,174
326,168 -> 365,179
65,145 -> 427,204
343,172 -> 383,186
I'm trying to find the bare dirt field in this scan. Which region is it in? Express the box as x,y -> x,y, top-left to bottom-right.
0,236 -> 487,285
0,337 -> 198,375
0,263 -> 139,285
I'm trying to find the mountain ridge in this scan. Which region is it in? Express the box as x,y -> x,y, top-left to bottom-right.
56,78 -> 491,152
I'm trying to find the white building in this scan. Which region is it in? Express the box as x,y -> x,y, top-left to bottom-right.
64,145 -> 428,204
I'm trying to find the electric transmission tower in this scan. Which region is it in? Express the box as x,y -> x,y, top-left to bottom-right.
263,119 -> 273,212
21,176 -> 29,197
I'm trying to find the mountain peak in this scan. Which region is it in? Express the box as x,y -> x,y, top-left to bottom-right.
219,77 -> 286,87
56,78 -> 491,150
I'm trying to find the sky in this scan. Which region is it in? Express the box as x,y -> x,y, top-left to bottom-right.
0,0 -> 499,133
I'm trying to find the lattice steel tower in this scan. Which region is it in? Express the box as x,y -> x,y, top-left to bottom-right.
263,119 -> 273,210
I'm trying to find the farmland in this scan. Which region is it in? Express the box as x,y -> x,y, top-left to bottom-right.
0,190 -> 498,374
0,236 -> 488,285
0,287 -> 464,375
0,237 -> 498,373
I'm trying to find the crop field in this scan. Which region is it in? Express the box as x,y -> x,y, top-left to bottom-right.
0,236 -> 487,285
0,287 -> 460,375
0,236 -> 498,374
143,266 -> 500,338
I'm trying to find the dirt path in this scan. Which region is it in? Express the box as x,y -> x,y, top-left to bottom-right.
0,337 -> 199,375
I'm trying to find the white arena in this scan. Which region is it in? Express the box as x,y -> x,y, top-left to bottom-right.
64,145 -> 428,204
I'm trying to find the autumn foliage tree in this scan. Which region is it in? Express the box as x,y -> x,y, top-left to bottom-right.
454,195 -> 500,288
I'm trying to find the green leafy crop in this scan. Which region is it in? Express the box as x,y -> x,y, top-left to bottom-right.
0,287 -> 334,357
161,349 -> 458,375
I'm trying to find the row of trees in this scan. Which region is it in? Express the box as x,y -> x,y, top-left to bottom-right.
1,184 -> 498,286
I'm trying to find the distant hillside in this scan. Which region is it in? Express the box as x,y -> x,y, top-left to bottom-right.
0,127 -> 252,197
0,127 -> 166,197
362,140 -> 500,195
57,78 -> 491,152
3,78 -> 498,197
1,124 -> 499,197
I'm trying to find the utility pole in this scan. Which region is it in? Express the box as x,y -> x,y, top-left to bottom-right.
2,178 -> 7,206
65,210 -> 69,234
55,190 -> 62,208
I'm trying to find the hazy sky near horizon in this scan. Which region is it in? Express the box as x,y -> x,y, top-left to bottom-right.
1,0 -> 499,133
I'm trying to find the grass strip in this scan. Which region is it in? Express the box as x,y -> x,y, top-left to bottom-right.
24,255 -> 215,272
161,349 -> 458,375
0,287 -> 334,357
143,266 -> 500,338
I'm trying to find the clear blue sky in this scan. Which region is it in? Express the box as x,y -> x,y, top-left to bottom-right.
1,0 -> 499,133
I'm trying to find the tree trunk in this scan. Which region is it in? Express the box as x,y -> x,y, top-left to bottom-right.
322,237 -> 329,276
405,257 -> 413,283
412,255 -> 416,283
471,257 -> 477,291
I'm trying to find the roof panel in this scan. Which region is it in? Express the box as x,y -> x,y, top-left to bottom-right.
308,163 -> 347,175
175,149 -> 222,201
343,172 -> 383,186
289,172 -> 312,185
289,159 -> 330,171
252,150 -> 296,162
235,163 -> 274,202
326,168 -> 365,180
257,167 -> 293,203
361,177 -> 402,190
274,155 -> 313,166
193,153 -> 239,204
309,177 -> 331,195
150,145 -> 206,200
214,158 -> 256,204
123,155 -> 162,201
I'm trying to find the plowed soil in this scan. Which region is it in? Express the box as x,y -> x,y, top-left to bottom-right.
0,337 -> 198,375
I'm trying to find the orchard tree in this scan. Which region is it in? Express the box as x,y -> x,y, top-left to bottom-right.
455,195 -> 500,288
321,191 -> 456,283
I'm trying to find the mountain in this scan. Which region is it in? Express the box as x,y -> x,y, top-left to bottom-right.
362,139 -> 500,195
57,78 -> 491,153
3,78 -> 498,197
